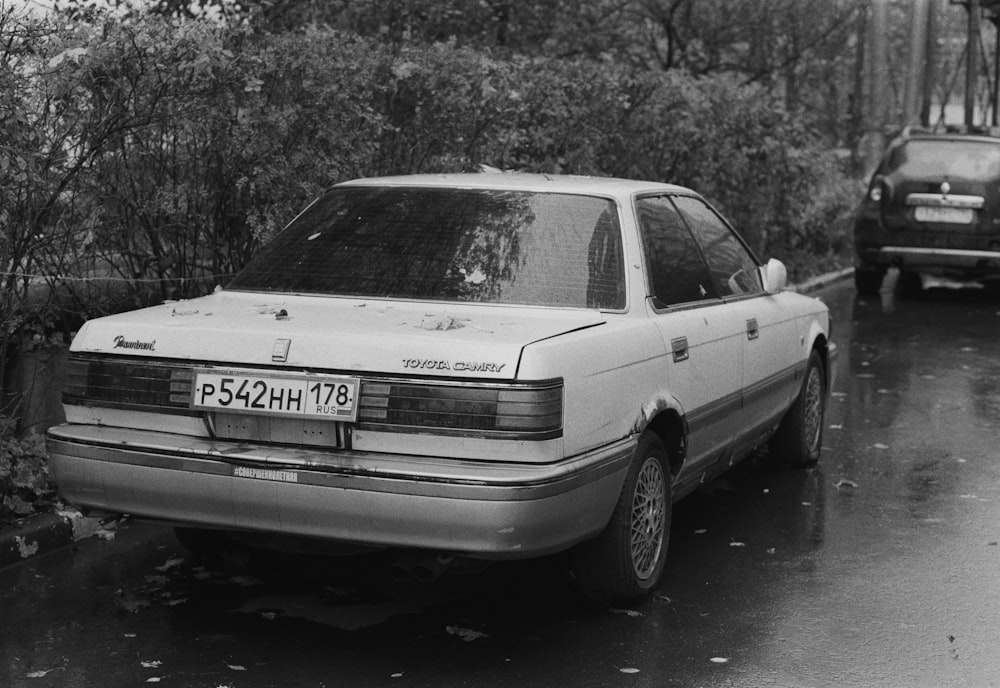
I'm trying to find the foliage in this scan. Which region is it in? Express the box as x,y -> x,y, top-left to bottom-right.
1,6 -> 857,317
0,432 -> 59,524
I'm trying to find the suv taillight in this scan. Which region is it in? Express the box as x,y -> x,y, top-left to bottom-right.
866,175 -> 888,208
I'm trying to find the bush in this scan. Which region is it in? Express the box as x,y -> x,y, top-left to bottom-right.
0,433 -> 59,524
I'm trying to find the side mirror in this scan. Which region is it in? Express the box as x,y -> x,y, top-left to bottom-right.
761,258 -> 787,294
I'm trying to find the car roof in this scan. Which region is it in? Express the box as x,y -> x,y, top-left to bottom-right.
336,172 -> 695,198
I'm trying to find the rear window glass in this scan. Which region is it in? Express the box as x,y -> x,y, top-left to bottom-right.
228,186 -> 626,309
886,139 -> 1000,178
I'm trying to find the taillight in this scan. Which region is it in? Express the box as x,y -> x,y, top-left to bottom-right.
64,356 -> 193,412
865,175 -> 894,211
64,355 -> 563,440
358,380 -> 562,439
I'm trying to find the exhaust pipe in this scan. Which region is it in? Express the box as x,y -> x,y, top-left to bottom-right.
388,552 -> 456,583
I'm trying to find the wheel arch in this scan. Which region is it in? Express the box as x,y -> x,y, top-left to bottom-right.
809,332 -> 832,389
632,399 -> 686,481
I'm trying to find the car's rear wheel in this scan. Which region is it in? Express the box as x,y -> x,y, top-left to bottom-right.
174,527 -> 253,571
854,264 -> 885,295
573,433 -> 671,605
769,350 -> 825,467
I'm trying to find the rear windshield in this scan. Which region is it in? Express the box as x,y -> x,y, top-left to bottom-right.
885,139 -> 1000,179
228,186 -> 626,309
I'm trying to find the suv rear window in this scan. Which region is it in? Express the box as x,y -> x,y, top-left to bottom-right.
885,139 -> 1000,179
229,186 -> 625,309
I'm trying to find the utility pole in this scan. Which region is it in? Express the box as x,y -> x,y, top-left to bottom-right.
904,0 -> 930,126
921,0 -> 939,126
966,0 -> 981,126
864,0 -> 891,174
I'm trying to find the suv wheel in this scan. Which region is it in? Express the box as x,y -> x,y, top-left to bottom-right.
896,270 -> 922,297
854,265 -> 885,295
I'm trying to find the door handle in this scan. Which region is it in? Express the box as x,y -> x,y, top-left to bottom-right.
746,318 -> 759,341
671,336 -> 689,362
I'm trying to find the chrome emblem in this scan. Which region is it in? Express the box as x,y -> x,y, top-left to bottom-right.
940,181 -> 951,195
271,338 -> 291,362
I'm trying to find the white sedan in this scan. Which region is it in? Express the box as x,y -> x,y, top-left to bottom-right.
48,173 -> 834,604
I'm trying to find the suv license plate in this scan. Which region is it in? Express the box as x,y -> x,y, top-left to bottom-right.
914,206 -> 974,224
192,369 -> 360,421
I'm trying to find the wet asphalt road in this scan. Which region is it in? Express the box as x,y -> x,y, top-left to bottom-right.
3,274 -> 1000,688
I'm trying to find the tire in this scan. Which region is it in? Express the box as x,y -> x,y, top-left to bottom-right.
573,433 -> 672,605
769,350 -> 826,467
895,270 -> 922,298
173,527 -> 252,572
173,526 -> 226,557
854,265 -> 885,295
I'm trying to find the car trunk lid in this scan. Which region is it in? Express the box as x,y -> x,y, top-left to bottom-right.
70,290 -> 607,380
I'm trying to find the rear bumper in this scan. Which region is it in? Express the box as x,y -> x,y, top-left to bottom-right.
46,424 -> 633,559
875,246 -> 1000,276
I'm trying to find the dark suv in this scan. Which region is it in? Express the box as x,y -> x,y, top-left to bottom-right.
853,129 -> 1000,294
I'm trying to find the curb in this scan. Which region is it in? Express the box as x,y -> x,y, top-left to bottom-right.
0,509 -> 103,570
791,266 -> 854,294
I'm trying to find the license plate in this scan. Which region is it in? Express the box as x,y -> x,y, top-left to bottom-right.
192,369 -> 359,421
914,205 -> 974,224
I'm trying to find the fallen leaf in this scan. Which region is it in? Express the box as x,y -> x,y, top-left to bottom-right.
146,678 -> 162,683
391,673 -> 404,678
141,661 -> 162,668
619,667 -> 640,674
446,625 -> 488,642
155,558 -> 184,572
26,669 -> 58,678
729,541 -> 746,547
227,664 -> 246,671
420,314 -> 469,331
611,608 -> 643,617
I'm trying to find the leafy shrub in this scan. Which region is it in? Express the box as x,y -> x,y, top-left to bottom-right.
0,433 -> 58,524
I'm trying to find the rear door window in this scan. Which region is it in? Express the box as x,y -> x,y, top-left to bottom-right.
670,196 -> 762,298
635,195 -> 716,307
